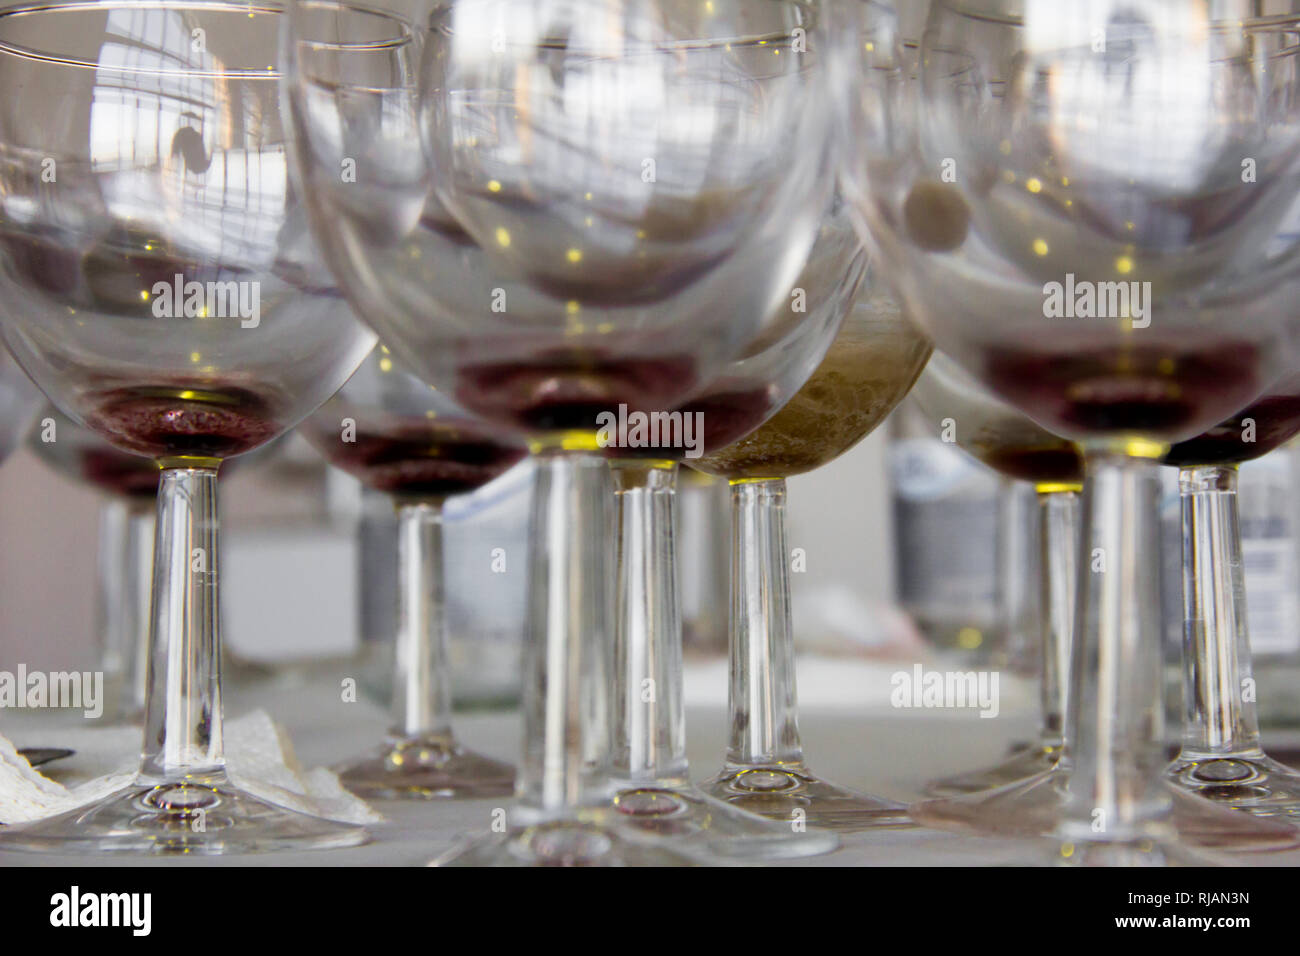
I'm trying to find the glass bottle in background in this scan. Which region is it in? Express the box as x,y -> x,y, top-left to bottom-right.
1239,443 -> 1300,734
0,343 -> 39,465
26,407 -> 158,722
356,487 -> 400,707
999,481 -> 1044,678
353,469 -> 530,713
888,397 -> 1003,661
678,469 -> 731,656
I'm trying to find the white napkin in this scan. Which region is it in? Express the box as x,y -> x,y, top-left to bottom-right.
0,709 -> 382,826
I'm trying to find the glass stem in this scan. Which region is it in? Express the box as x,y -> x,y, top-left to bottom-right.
610,460 -> 687,785
1061,449 -> 1170,842
516,449 -> 614,814
725,479 -> 804,769
139,465 -> 225,782
1038,488 -> 1080,753
391,500 -> 453,741
1177,464 -> 1262,758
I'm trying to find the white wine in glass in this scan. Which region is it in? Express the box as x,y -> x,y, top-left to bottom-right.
688,285 -> 931,831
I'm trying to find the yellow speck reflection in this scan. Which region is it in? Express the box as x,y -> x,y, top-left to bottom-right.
1032,238 -> 1049,256
957,627 -> 982,649
495,227 -> 511,247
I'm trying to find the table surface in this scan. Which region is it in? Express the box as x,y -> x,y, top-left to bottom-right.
3,657 -> 1299,867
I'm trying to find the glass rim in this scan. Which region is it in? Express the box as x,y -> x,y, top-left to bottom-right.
934,0 -> 1300,34
0,0 -> 285,78
290,0 -> 412,53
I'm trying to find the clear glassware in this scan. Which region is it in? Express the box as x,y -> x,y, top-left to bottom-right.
286,0 -> 841,865
687,280 -> 931,831
0,0 -> 376,854
603,193 -> 867,861
907,350 -> 1083,799
838,0 -> 1300,863
903,360 -> 1300,853
1164,372 -> 1300,817
301,343 -> 526,799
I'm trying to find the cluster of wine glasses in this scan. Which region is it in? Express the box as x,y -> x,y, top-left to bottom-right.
3,0 -> 1300,867
839,0 -> 1300,864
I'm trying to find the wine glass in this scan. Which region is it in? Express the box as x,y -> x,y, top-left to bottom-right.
904,354 -> 1300,852
300,342 -> 526,798
25,405 -> 281,721
0,0 -> 376,854
1165,370 -> 1300,817
688,274 -> 931,830
908,349 -> 1083,799
601,191 -> 866,861
286,0 -> 842,865
838,0 -> 1300,863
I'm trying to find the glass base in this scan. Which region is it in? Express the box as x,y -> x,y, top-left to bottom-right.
911,766 -> 1300,852
699,764 -> 913,832
1170,751 -> 1300,819
607,781 -> 839,859
925,742 -> 1060,796
431,814 -> 705,867
335,733 -> 514,800
0,776 -> 369,855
